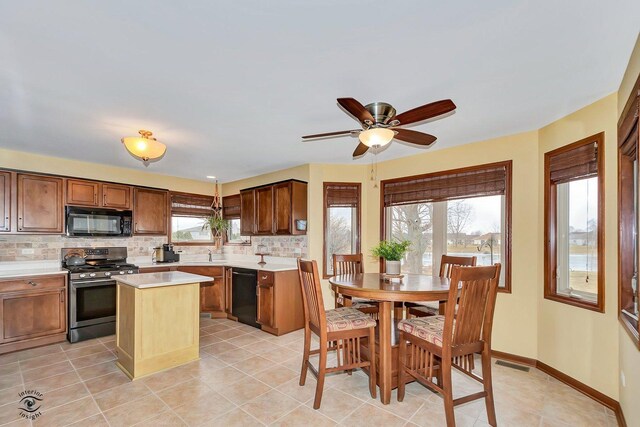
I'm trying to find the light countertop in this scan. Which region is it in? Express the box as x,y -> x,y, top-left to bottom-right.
136,260 -> 298,272
0,265 -> 67,280
115,271 -> 214,289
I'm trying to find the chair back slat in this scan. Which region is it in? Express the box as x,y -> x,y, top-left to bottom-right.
297,259 -> 326,333
332,253 -> 363,276
443,264 -> 501,347
439,254 -> 477,278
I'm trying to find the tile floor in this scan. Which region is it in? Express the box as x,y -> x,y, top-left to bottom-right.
0,318 -> 618,427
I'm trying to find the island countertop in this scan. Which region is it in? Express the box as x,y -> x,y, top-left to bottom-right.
115,271 -> 213,289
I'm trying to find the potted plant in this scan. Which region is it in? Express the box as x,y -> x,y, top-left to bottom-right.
371,240 -> 411,275
202,215 -> 229,248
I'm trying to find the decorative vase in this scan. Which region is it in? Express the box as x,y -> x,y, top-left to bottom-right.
385,260 -> 401,275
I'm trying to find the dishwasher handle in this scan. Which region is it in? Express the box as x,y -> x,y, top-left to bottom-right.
232,271 -> 257,278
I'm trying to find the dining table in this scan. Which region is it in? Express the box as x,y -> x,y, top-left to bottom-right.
329,272 -> 452,404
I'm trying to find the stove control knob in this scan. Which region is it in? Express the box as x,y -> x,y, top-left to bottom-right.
79,273 -> 86,278
119,271 -> 125,275
105,272 -> 111,277
127,270 -> 134,274
89,273 -> 96,277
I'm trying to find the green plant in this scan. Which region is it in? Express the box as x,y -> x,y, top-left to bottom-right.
371,240 -> 411,261
202,215 -> 229,236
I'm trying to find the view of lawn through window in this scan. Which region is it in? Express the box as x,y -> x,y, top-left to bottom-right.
171,216 -> 212,242
325,206 -> 357,276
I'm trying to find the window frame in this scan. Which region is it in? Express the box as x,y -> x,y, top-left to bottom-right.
169,191 -> 216,246
323,182 -> 362,279
618,73 -> 640,348
379,161 -> 512,293
222,194 -> 251,246
544,132 -> 605,312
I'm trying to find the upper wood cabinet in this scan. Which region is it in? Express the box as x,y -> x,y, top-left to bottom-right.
133,188 -> 168,235
255,186 -> 274,235
17,174 -> 63,233
0,172 -> 10,232
239,180 -> 307,236
66,179 -> 132,210
240,190 -> 255,235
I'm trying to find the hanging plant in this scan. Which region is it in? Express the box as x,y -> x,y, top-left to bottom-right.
202,215 -> 229,238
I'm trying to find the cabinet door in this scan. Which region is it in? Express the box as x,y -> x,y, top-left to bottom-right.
66,179 -> 99,207
133,188 -> 168,235
257,283 -> 274,327
273,182 -> 292,235
102,183 -> 131,209
0,172 -> 10,232
177,267 -> 225,314
240,190 -> 255,235
224,267 -> 232,314
17,174 -> 63,233
1,289 -> 66,343
255,186 -> 274,235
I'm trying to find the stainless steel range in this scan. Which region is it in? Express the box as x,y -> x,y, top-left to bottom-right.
62,247 -> 139,343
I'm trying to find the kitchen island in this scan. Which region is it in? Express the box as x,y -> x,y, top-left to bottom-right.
114,271 -> 212,380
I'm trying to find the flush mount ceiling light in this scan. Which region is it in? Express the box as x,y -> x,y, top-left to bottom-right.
358,128 -> 395,148
121,130 -> 166,164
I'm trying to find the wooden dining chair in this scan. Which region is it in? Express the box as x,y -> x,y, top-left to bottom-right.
333,253 -> 380,319
297,259 -> 377,409
397,263 -> 501,427
406,254 -> 477,318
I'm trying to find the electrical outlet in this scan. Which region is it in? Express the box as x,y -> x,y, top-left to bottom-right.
621,371 -> 626,387
21,248 -> 35,255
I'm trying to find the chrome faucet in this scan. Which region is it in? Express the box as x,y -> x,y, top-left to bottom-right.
208,249 -> 212,262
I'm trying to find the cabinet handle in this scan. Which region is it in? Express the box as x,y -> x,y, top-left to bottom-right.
103,194 -> 107,205
134,222 -> 138,232
261,275 -> 268,280
28,281 -> 37,287
60,292 -> 65,303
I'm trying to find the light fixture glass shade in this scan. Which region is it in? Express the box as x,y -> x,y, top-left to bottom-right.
358,128 -> 395,147
121,130 -> 166,162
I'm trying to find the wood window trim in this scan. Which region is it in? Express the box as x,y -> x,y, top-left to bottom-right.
544,132 -> 605,313
221,194 -> 251,246
379,161 -> 513,293
323,182 -> 362,279
618,71 -> 640,348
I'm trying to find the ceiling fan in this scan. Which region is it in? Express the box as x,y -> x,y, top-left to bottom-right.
302,98 -> 456,158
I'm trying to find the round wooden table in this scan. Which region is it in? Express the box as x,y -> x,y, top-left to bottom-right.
329,273 -> 452,404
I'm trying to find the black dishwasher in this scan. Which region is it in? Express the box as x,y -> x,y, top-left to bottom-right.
231,268 -> 260,328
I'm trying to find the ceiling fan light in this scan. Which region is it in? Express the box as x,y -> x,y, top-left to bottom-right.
122,130 -> 167,162
358,128 -> 395,148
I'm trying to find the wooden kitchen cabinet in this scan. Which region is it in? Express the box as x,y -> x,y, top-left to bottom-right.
240,189 -> 255,235
177,266 -> 226,318
256,271 -> 275,328
255,186 -> 274,235
67,179 -> 132,210
224,267 -> 233,315
133,188 -> 168,235
255,270 -> 304,336
17,173 -> 63,233
0,274 -> 67,354
0,172 -> 10,232
273,180 -> 307,235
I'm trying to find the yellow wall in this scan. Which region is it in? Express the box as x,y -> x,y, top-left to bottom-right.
0,147 -> 214,194
221,164 -> 310,196
617,34 -> 640,424
538,93 -> 619,399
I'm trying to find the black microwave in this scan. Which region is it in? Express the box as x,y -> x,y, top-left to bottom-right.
66,207 -> 132,237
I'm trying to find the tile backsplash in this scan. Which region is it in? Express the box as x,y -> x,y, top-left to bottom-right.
0,234 -> 307,262
223,236 -> 307,258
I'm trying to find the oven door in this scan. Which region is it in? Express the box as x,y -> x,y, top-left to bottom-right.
69,279 -> 117,328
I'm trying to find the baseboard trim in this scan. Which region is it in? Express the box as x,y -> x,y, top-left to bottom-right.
491,351 -> 626,426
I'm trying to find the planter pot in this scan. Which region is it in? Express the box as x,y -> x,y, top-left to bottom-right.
385,260 -> 401,275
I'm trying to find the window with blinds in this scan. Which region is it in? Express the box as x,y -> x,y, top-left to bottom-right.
169,192 -> 216,244
222,194 -> 250,245
323,183 -> 361,277
381,161 -> 511,291
544,133 -> 604,312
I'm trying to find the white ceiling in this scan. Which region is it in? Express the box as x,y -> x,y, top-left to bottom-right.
1,1 -> 638,183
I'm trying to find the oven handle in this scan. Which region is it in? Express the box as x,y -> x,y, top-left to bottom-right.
71,279 -> 117,287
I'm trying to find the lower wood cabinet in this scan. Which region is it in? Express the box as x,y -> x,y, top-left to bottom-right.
256,270 -> 304,336
176,266 -> 226,318
224,267 -> 233,315
0,274 -> 67,354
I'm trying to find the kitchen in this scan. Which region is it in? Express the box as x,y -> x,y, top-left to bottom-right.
1,2 -> 640,426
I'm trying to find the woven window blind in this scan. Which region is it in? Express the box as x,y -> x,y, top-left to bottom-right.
383,166 -> 507,207
222,194 -> 241,219
548,140 -> 599,184
325,183 -> 360,208
620,121 -> 638,158
170,193 -> 215,216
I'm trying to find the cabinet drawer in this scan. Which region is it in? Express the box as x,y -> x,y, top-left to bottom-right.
0,275 -> 65,293
177,266 -> 224,279
257,271 -> 274,285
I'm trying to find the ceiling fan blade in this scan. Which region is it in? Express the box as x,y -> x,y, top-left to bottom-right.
302,130 -> 358,139
352,142 -> 369,157
393,128 -> 437,147
391,99 -> 456,126
337,98 -> 375,124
